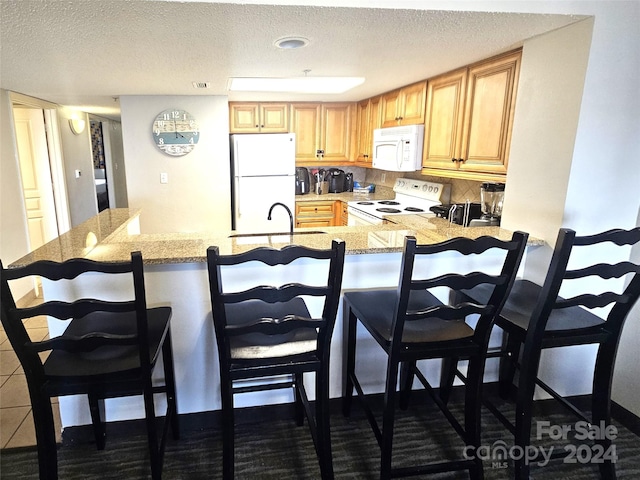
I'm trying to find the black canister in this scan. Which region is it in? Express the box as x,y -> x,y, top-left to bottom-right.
345,173 -> 354,192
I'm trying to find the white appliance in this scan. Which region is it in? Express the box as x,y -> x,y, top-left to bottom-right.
347,178 -> 450,226
230,133 -> 296,233
372,124 -> 425,172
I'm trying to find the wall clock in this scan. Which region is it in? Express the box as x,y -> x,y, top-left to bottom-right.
152,109 -> 200,156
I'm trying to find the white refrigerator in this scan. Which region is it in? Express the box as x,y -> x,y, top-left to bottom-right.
230,133 -> 296,233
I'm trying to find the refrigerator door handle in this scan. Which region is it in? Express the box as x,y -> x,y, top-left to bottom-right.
234,177 -> 241,218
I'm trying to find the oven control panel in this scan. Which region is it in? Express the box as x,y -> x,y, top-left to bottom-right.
393,178 -> 450,203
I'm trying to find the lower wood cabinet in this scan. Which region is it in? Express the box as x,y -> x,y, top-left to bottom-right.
340,201 -> 349,226
295,200 -> 340,228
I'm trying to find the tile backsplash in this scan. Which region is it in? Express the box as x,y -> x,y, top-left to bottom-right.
365,169 -> 484,203
300,166 -> 486,203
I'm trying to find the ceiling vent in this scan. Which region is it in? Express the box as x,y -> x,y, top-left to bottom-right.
192,81 -> 211,89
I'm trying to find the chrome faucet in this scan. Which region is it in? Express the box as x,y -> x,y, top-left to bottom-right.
267,202 -> 294,235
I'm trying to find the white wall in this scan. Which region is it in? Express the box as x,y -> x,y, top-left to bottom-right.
119,96 -> 231,233
100,118 -> 128,208
57,107 -> 98,226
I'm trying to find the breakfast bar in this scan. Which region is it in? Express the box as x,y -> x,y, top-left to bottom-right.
10,208 -> 542,429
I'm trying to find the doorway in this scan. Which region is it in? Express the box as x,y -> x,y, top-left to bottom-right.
13,106 -> 60,250
90,120 -> 109,211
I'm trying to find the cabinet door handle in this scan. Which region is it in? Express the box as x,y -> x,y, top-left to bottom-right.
255,124 -> 259,127
451,158 -> 457,163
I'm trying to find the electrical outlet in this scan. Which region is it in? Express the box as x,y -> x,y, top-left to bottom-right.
160,172 -> 168,184
381,173 -> 386,183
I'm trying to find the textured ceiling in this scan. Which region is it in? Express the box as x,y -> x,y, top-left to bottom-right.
0,1 -> 584,120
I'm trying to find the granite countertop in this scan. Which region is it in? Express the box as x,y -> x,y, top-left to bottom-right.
10,208 -> 543,267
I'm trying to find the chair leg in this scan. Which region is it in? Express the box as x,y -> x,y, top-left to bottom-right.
142,379 -> 162,480
380,358 -> 400,480
464,353 -> 486,480
221,374 -> 235,480
87,392 -> 106,450
513,338 -> 543,480
342,304 -> 357,417
294,372 -> 304,427
439,356 -> 458,405
498,329 -> 520,400
316,366 -> 334,480
398,361 -> 415,410
593,340 -> 618,480
31,392 -> 58,480
162,329 -> 180,440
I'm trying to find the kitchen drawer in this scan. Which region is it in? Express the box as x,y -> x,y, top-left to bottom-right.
295,200 -> 339,227
297,202 -> 336,216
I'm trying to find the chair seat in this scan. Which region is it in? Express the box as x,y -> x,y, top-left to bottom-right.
43,306 -> 171,379
463,280 -> 606,337
344,289 -> 474,345
225,298 -> 318,360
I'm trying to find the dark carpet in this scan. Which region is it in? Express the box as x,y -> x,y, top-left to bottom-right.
2,390 -> 639,479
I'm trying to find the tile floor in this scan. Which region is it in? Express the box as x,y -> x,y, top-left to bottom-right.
0,298 -> 61,450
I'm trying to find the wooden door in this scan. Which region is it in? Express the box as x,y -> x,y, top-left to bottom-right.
320,103 -> 351,162
380,89 -> 402,127
422,69 -> 467,170
260,103 -> 289,133
229,103 -> 260,133
398,81 -> 427,125
290,104 -> 321,163
460,51 -> 520,174
14,107 -> 59,252
355,99 -> 371,163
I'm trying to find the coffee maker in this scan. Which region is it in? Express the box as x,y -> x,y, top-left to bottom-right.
470,182 -> 505,226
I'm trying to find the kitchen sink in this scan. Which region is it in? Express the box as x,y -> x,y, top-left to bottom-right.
228,231 -> 326,238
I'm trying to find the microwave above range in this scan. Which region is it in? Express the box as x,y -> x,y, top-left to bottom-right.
372,124 -> 424,172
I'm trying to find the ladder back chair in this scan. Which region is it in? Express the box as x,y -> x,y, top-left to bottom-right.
0,252 -> 179,480
206,239 -> 346,480
453,227 -> 640,479
342,232 -> 528,479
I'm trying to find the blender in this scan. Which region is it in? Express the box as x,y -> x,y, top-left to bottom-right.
471,182 -> 505,226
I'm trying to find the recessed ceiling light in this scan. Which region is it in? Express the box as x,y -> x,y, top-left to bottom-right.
192,81 -> 211,89
274,36 -> 309,49
228,76 -> 365,94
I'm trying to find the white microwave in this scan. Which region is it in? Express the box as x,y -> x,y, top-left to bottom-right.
372,124 -> 424,172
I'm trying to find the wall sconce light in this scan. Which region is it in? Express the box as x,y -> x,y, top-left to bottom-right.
69,118 -> 86,135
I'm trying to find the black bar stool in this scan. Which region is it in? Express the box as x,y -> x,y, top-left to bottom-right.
342,232 -> 528,479
206,240 -> 346,479
452,227 -> 640,479
0,252 -> 180,480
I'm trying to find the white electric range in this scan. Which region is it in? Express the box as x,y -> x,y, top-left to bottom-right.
347,178 -> 451,226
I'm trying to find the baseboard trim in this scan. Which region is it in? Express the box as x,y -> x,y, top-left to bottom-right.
61,386 -> 640,445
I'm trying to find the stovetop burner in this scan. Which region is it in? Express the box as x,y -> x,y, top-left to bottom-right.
378,200 -> 400,205
376,207 -> 402,213
404,207 -> 424,212
356,201 -> 374,205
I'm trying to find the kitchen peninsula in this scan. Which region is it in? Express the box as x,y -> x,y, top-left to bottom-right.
10,208 -> 542,429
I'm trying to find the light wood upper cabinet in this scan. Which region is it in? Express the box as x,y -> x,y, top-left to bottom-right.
229,102 -> 289,133
381,81 -> 427,127
289,103 -> 321,162
422,50 -> 521,180
355,99 -> 372,164
290,103 -> 352,164
423,69 -> 467,170
321,103 -> 352,162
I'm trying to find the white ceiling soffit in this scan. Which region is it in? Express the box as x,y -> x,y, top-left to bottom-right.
0,1 -> 585,120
